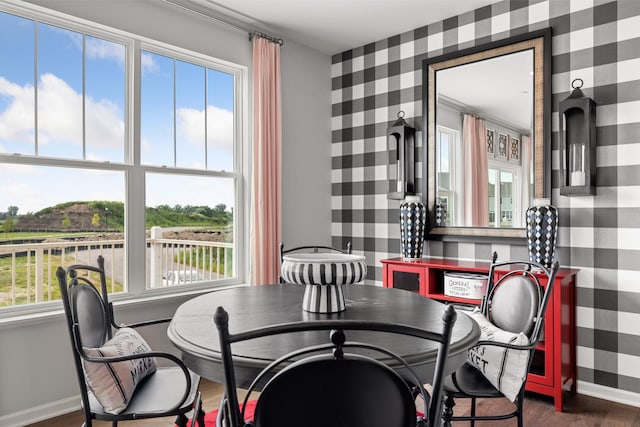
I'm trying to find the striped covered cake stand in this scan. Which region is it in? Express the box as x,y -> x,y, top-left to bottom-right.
281,253 -> 367,313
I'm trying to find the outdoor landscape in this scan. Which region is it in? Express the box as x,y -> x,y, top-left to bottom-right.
0,202 -> 234,307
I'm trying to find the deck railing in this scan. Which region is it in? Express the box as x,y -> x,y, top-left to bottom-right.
0,231 -> 233,308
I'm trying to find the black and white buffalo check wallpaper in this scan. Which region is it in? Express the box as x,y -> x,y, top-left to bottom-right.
330,0 -> 640,403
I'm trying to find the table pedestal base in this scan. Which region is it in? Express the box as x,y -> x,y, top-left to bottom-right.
302,284 -> 345,313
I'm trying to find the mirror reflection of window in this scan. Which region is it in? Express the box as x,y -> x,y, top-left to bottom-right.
436,126 -> 460,226
500,171 -> 514,227
488,165 -> 521,228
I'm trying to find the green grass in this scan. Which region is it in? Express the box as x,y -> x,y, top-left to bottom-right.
0,253 -> 123,307
175,247 -> 233,275
0,231 -> 100,242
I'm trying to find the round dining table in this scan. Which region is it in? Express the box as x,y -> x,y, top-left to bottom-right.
168,284 -> 480,387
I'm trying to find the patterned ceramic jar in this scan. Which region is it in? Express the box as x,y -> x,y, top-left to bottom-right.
525,201 -> 558,268
281,253 -> 367,313
400,195 -> 426,260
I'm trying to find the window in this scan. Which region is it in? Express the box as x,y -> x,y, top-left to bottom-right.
0,3 -> 246,315
436,126 -> 460,226
488,163 -> 521,228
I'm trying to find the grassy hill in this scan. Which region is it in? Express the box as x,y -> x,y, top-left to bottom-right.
11,201 -> 232,232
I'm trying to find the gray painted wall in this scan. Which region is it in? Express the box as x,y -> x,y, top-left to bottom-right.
0,0 -> 330,423
281,40 -> 332,248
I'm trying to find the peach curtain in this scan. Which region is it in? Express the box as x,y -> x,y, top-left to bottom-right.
463,114 -> 489,226
251,38 -> 282,285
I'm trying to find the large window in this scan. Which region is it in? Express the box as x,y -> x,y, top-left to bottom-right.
0,4 -> 245,315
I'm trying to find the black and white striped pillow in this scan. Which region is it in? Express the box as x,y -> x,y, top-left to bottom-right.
82,327 -> 157,414
466,308 -> 530,401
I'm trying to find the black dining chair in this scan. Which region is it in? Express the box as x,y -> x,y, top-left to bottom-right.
213,304 -> 457,427
279,241 -> 352,283
56,256 -> 205,427
440,256 -> 559,427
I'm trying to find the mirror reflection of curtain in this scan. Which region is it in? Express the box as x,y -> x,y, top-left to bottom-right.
463,114 -> 489,226
520,135 -> 532,224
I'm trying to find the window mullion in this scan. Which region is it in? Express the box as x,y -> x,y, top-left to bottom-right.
33,21 -> 38,156
173,59 -> 177,168
82,34 -> 86,160
204,68 -> 208,170
127,40 -> 145,296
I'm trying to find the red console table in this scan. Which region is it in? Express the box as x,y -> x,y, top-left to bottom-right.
381,257 -> 578,412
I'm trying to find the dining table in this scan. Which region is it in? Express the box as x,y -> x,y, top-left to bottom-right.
167,284 -> 480,387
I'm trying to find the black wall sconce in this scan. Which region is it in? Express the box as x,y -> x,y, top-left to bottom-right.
387,111 -> 415,200
560,78 -> 596,196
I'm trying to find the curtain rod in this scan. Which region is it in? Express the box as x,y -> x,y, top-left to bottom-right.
249,31 -> 284,46
162,0 -> 284,46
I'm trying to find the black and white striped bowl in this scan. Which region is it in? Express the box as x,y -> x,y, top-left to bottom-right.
281,253 -> 367,313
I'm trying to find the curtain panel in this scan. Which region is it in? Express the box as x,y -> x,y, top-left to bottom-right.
462,114 -> 489,227
250,38 -> 282,285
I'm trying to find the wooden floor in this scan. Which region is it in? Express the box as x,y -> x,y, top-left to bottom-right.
26,380 -> 640,426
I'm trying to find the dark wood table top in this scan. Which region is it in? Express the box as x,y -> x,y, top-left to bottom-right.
168,284 -> 480,387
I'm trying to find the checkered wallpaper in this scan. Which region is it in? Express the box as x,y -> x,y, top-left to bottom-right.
331,0 -> 640,399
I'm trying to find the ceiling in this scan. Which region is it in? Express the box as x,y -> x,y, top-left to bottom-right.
187,0 -> 499,55
438,50 -> 534,132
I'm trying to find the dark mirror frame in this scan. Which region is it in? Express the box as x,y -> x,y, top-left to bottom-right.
422,28 -> 551,239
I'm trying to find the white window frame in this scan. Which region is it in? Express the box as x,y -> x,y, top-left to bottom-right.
436,125 -> 462,226
488,160 -> 522,228
0,1 -> 249,318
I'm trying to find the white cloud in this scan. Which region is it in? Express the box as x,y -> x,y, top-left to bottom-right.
141,52 -> 159,74
0,163 -> 40,175
177,105 -> 233,150
0,73 -> 124,148
141,137 -> 152,156
53,26 -> 126,67
0,77 -> 35,144
85,37 -> 125,65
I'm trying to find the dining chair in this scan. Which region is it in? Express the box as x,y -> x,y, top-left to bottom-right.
56,256 -> 205,427
213,304 -> 457,427
440,256 -> 560,427
279,241 -> 351,283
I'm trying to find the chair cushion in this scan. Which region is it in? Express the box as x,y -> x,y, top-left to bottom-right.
466,309 -> 529,401
82,327 -> 157,414
444,363 -> 504,397
90,367 -> 200,420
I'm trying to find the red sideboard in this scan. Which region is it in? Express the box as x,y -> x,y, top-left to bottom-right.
380,257 -> 578,412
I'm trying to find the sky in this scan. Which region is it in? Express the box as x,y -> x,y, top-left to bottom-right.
0,11 -> 236,215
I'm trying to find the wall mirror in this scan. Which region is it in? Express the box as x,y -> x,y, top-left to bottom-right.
422,29 -> 551,238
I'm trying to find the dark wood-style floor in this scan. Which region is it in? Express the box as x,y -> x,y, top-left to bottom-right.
26,379 -> 640,426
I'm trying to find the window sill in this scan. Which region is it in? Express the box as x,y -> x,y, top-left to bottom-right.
0,282 -> 249,330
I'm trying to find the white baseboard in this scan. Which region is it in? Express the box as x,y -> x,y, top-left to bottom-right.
0,395 -> 80,427
577,381 -> 640,409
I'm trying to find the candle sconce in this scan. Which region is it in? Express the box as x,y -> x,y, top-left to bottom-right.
387,111 -> 416,200
560,78 -> 596,196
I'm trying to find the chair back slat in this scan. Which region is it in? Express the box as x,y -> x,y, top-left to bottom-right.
490,275 -> 540,335
56,255 -> 110,427
482,257 -> 559,342
69,283 -> 110,348
214,304 -> 457,427
254,356 -> 415,427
